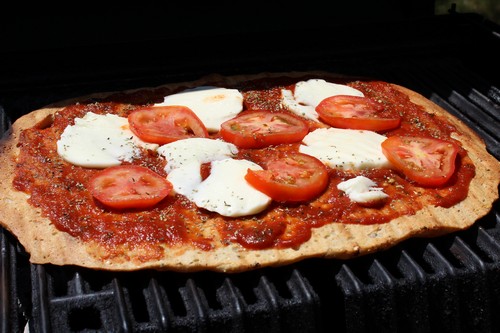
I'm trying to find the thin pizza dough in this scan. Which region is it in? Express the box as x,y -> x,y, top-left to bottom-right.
0,71 -> 499,272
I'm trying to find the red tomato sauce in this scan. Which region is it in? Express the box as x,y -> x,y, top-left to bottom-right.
13,79 -> 475,254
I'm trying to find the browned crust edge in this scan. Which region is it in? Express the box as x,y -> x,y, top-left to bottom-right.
0,71 -> 499,273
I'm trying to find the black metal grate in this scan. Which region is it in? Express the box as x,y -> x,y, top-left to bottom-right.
1,12 -> 499,333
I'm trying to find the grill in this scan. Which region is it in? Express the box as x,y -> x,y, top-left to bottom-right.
1,4 -> 499,332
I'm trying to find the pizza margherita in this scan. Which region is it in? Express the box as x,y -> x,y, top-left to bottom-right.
0,71 -> 498,272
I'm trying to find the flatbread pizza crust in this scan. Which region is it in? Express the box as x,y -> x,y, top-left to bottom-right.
0,71 -> 499,272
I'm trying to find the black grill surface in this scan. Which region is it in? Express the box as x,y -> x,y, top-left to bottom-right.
1,10 -> 500,333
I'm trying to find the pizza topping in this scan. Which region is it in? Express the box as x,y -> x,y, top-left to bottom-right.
128,105 -> 208,144
157,138 -> 270,216
381,136 -> 460,187
191,158 -> 272,217
156,86 -> 243,132
299,128 -> 390,170
337,176 -> 388,204
158,137 -> 238,173
281,79 -> 364,121
157,137 -> 237,193
88,165 -> 172,210
315,95 -> 401,131
56,112 -> 158,168
220,110 -> 309,148
245,152 -> 329,202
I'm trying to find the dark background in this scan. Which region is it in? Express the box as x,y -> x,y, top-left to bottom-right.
0,1 -> 438,83
0,0 -> 497,119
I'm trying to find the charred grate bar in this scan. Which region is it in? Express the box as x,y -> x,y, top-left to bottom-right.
1,13 -> 500,333
29,264 -> 323,332
336,210 -> 500,333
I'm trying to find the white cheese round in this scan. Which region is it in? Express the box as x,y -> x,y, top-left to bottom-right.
157,137 -> 238,195
281,79 -> 364,121
299,128 -> 390,170
192,158 -> 272,217
156,86 -> 243,133
56,112 -> 158,168
158,138 -> 271,217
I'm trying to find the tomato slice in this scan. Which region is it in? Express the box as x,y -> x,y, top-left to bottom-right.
316,95 -> 400,131
128,105 -> 208,144
381,136 -> 459,187
220,110 -> 308,148
89,165 -> 172,209
245,152 -> 329,202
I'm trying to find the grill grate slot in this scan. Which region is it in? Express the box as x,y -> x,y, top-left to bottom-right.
219,278 -> 245,331
148,277 -> 170,331
32,266 -> 51,333
421,245 -> 462,332
336,264 -> 367,332
183,279 -> 209,331
398,250 -> 427,282
476,226 -> 500,261
0,229 -> 31,333
0,232 -> 9,333
368,260 -> 395,286
254,276 -> 282,332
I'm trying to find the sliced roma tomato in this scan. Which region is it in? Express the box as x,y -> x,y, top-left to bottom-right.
88,165 -> 172,209
220,110 -> 308,148
381,136 -> 459,187
316,95 -> 400,131
128,105 -> 208,144
245,152 -> 329,202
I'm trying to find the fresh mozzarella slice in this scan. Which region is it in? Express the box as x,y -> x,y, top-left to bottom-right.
192,158 -> 272,217
56,112 -> 158,168
156,86 -> 243,132
163,162 -> 202,198
295,79 -> 365,106
157,138 -> 270,217
157,137 -> 238,174
157,138 -> 238,197
281,79 -> 364,121
337,176 -> 388,203
299,128 -> 390,170
281,89 -> 317,121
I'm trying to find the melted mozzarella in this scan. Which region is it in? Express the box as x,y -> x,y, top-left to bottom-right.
157,137 -> 238,174
56,112 -> 158,168
156,86 -> 243,132
157,138 -> 238,196
192,159 -> 272,217
157,138 -> 271,217
299,128 -> 390,170
281,79 -> 364,121
337,176 -> 388,203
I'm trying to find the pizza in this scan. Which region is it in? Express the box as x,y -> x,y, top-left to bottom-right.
0,71 -> 498,273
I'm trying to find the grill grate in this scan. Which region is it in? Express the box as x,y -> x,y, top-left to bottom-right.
1,13 -> 500,333
29,263 -> 324,332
